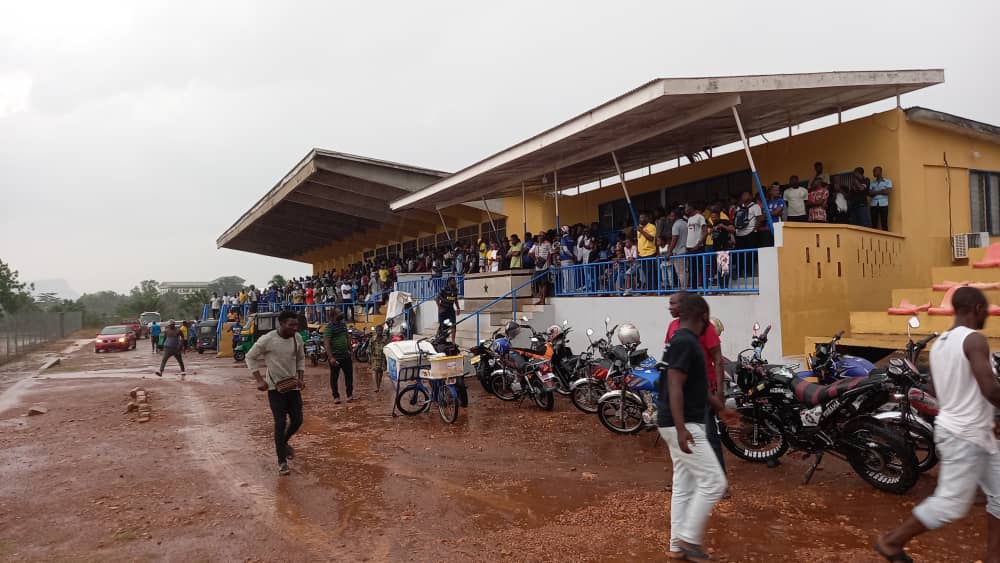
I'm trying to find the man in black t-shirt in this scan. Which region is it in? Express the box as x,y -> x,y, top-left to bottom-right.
436,277 -> 460,342
659,293 -> 739,561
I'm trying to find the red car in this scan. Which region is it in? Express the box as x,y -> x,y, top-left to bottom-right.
95,325 -> 137,353
121,318 -> 147,339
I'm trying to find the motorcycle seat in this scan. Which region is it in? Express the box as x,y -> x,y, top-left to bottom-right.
791,376 -> 873,407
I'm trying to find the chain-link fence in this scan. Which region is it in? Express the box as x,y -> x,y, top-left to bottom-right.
0,310 -> 83,365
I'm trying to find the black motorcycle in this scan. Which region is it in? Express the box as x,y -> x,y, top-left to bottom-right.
305,330 -> 328,366
720,324 -> 919,494
469,328 -> 503,395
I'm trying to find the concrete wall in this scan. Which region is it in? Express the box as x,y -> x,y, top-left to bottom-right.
548,248 -> 782,361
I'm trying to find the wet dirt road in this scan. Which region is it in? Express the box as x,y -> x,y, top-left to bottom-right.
0,338 -> 990,562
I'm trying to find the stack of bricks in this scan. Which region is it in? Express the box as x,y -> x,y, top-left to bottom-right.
127,387 -> 152,423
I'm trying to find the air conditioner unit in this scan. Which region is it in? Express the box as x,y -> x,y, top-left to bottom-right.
952,232 -> 991,260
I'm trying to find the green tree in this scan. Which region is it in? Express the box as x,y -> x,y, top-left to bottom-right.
0,259 -> 35,317
35,291 -> 61,310
270,274 -> 286,287
116,280 -> 161,317
208,276 -> 246,296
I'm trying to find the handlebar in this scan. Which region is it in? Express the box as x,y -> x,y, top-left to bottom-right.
832,330 -> 844,341
761,325 -> 772,339
916,332 -> 938,348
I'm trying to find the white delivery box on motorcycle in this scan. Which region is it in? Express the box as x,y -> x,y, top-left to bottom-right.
383,339 -> 440,381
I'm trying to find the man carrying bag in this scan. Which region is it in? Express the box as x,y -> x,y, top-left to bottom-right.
246,310 -> 306,476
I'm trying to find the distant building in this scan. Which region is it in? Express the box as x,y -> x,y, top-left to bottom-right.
158,282 -> 210,296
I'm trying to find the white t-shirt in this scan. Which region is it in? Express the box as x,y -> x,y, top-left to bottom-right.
624,244 -> 637,260
340,283 -> 352,301
210,297 -> 222,309
686,214 -> 707,249
735,203 -> 762,237
930,326 -> 998,453
784,187 -> 809,217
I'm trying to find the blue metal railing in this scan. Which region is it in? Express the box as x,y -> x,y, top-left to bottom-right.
394,275 -> 464,301
210,300 -> 382,327
456,270 -> 549,343
552,249 -> 759,296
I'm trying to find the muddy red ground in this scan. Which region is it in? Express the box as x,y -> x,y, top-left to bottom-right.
0,338 -> 990,561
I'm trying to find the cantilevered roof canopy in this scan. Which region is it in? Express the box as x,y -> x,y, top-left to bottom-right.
390,69 -> 944,211
217,150 -> 480,260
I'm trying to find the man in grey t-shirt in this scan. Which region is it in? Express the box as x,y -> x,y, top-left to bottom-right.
667,209 -> 688,289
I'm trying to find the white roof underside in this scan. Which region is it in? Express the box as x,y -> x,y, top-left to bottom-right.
391,69 -> 944,210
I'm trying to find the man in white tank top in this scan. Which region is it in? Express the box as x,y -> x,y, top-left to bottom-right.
877,287 -> 1000,563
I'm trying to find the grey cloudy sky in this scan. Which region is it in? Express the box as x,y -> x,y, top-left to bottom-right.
1,0 -> 997,295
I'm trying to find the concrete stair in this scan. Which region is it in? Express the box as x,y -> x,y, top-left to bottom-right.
803,244 -> 1000,354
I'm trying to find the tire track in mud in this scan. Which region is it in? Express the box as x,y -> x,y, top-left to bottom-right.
176,384 -> 393,559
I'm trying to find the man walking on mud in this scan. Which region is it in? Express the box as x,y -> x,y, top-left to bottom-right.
245,310 -> 306,476
155,321 -> 186,378
659,293 -> 739,561
877,287 -> 1000,563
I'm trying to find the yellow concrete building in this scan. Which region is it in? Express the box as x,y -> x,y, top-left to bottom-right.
223,70 -> 1000,357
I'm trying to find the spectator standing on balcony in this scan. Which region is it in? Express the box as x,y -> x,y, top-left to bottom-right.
848,166 -> 872,228
210,293 -> 222,319
576,227 -> 593,265
870,166 -> 892,231
807,178 -> 830,223
558,226 -> 577,292
533,233 -> 553,305
685,205 -> 708,288
762,184 -> 784,247
304,284 -> 315,322
784,175 -> 809,223
340,279 -> 354,322
478,238 -> 487,272
734,191 -> 762,250
666,208 -> 688,289
812,161 -> 830,186
655,207 -> 671,243
522,233 -> 534,270
508,234 -> 523,269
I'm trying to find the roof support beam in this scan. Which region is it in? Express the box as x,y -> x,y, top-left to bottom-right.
423,94 -> 742,209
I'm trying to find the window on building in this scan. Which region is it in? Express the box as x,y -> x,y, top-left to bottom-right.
435,230 -> 455,249
598,169 -> 751,233
375,246 -> 387,258
363,250 -> 375,261
971,170 -> 1000,236
480,219 -> 506,243
418,236 -> 435,251
457,225 -> 478,248
402,239 -> 417,255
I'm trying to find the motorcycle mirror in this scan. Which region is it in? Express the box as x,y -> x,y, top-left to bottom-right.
562,320 -> 568,326
753,322 -> 760,332
907,316 -> 920,329
605,316 -> 611,324
521,316 -> 529,322
586,328 -> 594,336
443,319 -> 453,327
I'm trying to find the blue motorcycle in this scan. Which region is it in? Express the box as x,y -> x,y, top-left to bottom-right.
596,342 -> 661,434
798,331 -> 874,383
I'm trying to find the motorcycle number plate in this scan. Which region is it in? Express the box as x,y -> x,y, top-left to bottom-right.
470,356 -> 481,364
541,373 -> 555,381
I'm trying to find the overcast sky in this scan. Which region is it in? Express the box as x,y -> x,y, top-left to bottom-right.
1,0 -> 997,295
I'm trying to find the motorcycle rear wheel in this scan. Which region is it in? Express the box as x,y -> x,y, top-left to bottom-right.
886,420 -> 937,473
843,420 -> 919,495
570,379 -> 603,414
597,394 -> 644,434
718,407 -> 788,462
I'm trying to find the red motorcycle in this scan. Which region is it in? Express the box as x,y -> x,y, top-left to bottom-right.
570,321 -> 624,414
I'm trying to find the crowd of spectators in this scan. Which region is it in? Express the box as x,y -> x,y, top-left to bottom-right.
217,161 -> 892,309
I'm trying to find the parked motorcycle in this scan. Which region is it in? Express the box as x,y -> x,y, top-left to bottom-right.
352,327 -> 373,363
720,323 -> 919,494
508,318 -> 580,396
569,318 -> 620,414
304,330 -> 328,366
488,335 -> 557,410
799,331 -> 874,382
469,327 -> 503,395
873,316 -> 939,472
595,322 -> 661,435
